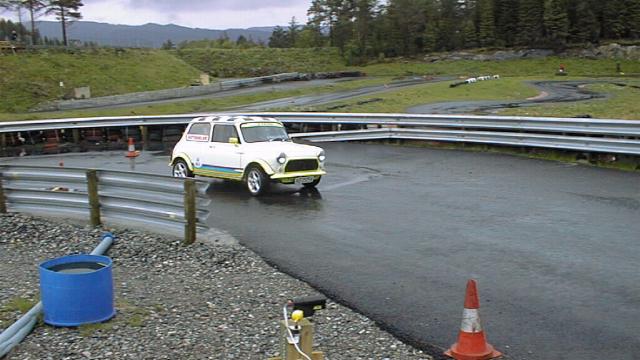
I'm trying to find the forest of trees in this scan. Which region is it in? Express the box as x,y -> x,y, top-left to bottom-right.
0,0 -> 83,45
270,0 -> 640,63
175,33 -> 265,50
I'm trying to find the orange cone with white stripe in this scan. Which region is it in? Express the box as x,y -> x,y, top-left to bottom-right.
445,279 -> 502,360
125,137 -> 140,158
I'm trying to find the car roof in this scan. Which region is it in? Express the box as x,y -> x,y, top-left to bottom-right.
189,115 -> 281,125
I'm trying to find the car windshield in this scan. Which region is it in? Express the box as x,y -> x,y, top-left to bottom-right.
241,123 -> 290,143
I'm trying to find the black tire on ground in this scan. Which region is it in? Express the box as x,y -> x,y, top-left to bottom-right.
245,165 -> 269,196
172,159 -> 194,178
303,176 -> 322,188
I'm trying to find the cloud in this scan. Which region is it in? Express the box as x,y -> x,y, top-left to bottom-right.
98,0 -> 303,12
79,0 -> 310,28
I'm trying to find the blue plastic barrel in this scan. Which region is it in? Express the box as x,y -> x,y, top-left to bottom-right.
39,254 -> 115,326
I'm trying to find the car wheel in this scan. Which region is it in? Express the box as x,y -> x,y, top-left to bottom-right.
303,176 -> 321,188
246,166 -> 269,196
172,159 -> 193,178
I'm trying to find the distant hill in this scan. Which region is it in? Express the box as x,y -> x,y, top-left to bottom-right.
35,21 -> 275,48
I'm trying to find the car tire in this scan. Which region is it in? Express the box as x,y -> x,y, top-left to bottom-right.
303,176 -> 321,188
245,165 -> 269,196
172,159 -> 194,178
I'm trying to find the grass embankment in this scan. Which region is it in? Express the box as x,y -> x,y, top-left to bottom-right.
2,50 -> 639,120
0,77 -> 391,121
0,49 -> 202,113
176,47 -> 347,77
500,82 -> 640,119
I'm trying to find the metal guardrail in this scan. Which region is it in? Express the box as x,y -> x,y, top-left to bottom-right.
291,128 -> 640,155
0,165 -> 211,243
1,112 -> 639,155
219,73 -> 300,90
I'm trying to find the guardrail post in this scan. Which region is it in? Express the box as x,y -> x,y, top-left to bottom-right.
86,169 -> 101,227
72,129 -> 81,144
140,126 -> 149,151
0,173 -> 6,214
0,133 -> 6,149
183,179 -> 197,245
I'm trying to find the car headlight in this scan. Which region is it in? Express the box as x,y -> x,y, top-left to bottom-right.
318,151 -> 326,162
277,153 -> 287,165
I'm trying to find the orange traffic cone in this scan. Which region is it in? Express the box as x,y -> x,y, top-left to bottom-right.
445,279 -> 502,360
125,137 -> 140,158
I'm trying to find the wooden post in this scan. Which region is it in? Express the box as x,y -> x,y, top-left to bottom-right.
183,178 -> 196,245
140,126 -> 149,151
0,174 -> 7,214
86,169 -> 101,227
268,319 -> 324,360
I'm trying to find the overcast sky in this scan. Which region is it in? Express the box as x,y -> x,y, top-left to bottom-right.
4,0 -> 313,29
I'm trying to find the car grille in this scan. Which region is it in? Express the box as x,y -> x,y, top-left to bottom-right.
285,159 -> 318,172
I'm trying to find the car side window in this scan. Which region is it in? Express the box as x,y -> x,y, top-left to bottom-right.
186,123 -> 211,142
212,125 -> 240,143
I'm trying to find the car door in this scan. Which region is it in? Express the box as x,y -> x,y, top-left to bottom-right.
207,124 -> 243,179
183,122 -> 212,175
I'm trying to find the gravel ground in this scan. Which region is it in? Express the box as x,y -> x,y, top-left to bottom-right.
0,214 -> 433,360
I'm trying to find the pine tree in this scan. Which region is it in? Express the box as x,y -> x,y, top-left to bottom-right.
422,0 -> 438,52
23,0 -> 46,45
288,17 -> 299,46
568,0 -> 599,43
624,0 -> 640,39
494,0 -> 519,46
353,0 -> 377,59
423,20 -> 437,52
268,26 -> 290,48
385,0 -> 426,56
462,19 -> 479,48
517,0 -> 544,46
601,0 -> 626,39
544,0 -> 569,49
477,0 -> 495,46
436,0 -> 465,51
46,0 -> 83,46
161,39 -> 174,50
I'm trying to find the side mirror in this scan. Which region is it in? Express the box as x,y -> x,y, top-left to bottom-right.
228,137 -> 239,145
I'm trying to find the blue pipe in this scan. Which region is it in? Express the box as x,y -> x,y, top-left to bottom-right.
0,232 -> 115,358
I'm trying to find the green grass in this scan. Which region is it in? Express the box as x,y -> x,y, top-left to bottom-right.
0,77 -> 390,121
176,47 -> 347,77
0,296 -> 38,328
1,296 -> 37,313
0,49 -> 202,113
2,51 -> 639,120
282,76 -> 540,113
499,82 -> 640,120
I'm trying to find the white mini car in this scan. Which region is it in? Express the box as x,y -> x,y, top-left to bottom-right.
170,115 -> 326,195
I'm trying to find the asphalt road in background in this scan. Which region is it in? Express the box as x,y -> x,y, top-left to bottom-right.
64,76 -> 447,111
407,80 -> 609,114
3,143 -> 639,359
234,77 -> 451,111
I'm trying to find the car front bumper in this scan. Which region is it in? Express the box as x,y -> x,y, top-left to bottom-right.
270,170 -> 326,182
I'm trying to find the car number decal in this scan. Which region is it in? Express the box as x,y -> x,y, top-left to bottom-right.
186,134 -> 209,142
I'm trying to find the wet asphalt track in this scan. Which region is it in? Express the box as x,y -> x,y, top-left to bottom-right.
55,76 -> 446,111
234,77 -> 451,111
3,143 -> 639,360
407,80 -> 611,114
